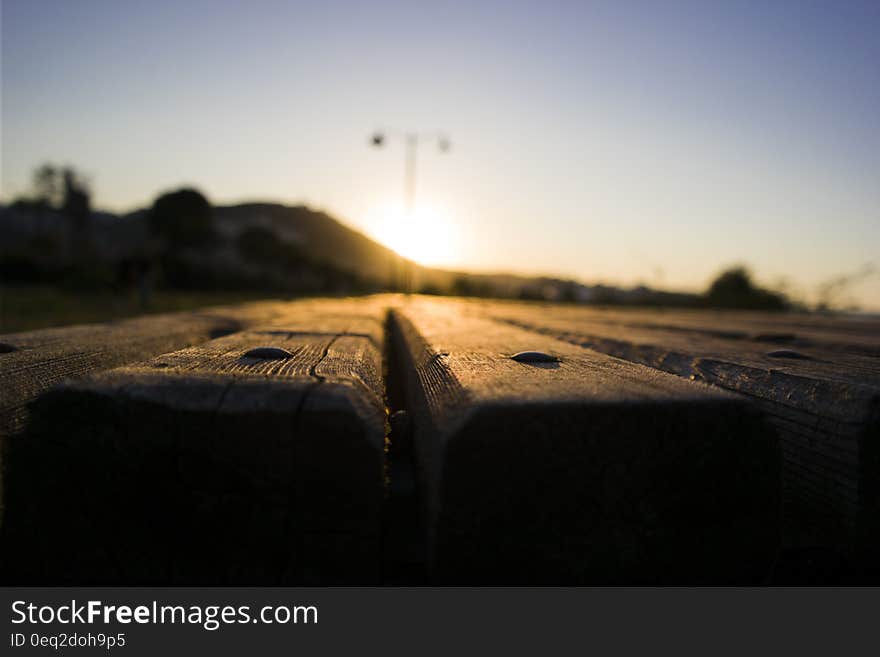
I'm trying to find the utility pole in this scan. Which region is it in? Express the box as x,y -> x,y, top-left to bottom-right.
404,133 -> 417,216
370,129 -> 451,292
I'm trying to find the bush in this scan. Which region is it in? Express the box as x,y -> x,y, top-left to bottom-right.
148,188 -> 214,249
704,267 -> 787,310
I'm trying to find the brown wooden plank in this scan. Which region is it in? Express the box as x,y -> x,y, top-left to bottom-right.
390,298 -> 781,584
1,300 -> 387,584
483,302 -> 880,356
0,296 -> 388,528
0,299 -> 302,437
474,299 -> 880,551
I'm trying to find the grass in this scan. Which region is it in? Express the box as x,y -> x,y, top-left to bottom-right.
0,284 -> 286,333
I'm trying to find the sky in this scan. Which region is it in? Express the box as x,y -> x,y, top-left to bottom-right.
2,0 -> 879,309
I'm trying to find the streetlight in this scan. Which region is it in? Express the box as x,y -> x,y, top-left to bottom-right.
370,129 -> 451,292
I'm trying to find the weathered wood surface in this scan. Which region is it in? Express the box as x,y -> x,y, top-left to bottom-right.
0,300 -> 298,438
1,299 -> 387,584
513,305 -> 880,356
390,298 -> 781,583
3,294 -> 876,584
469,299 -> 880,551
0,298 -> 367,525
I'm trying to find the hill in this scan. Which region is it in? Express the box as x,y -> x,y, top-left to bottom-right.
0,199 -> 701,305
213,203 -> 404,287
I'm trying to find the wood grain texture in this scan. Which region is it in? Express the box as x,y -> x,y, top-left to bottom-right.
0,300 -> 305,437
1,300 -> 388,584
0,296 -> 389,531
496,304 -> 880,357
5,293 -> 874,583
471,299 -> 880,551
390,298 -> 781,584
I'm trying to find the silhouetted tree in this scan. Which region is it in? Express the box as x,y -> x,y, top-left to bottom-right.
61,167 -> 91,229
704,266 -> 787,310
816,264 -> 876,312
33,164 -> 62,208
148,188 -> 214,249
15,163 -> 90,215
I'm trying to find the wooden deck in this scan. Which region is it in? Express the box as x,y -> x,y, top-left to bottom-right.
1,295 -> 877,584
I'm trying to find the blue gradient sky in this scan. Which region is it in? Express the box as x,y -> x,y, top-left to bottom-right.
2,0 -> 879,308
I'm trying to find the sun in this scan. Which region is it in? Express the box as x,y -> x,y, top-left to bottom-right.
368,205 -> 459,266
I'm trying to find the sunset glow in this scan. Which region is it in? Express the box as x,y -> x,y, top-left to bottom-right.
367,205 -> 460,267
2,1 -> 879,309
